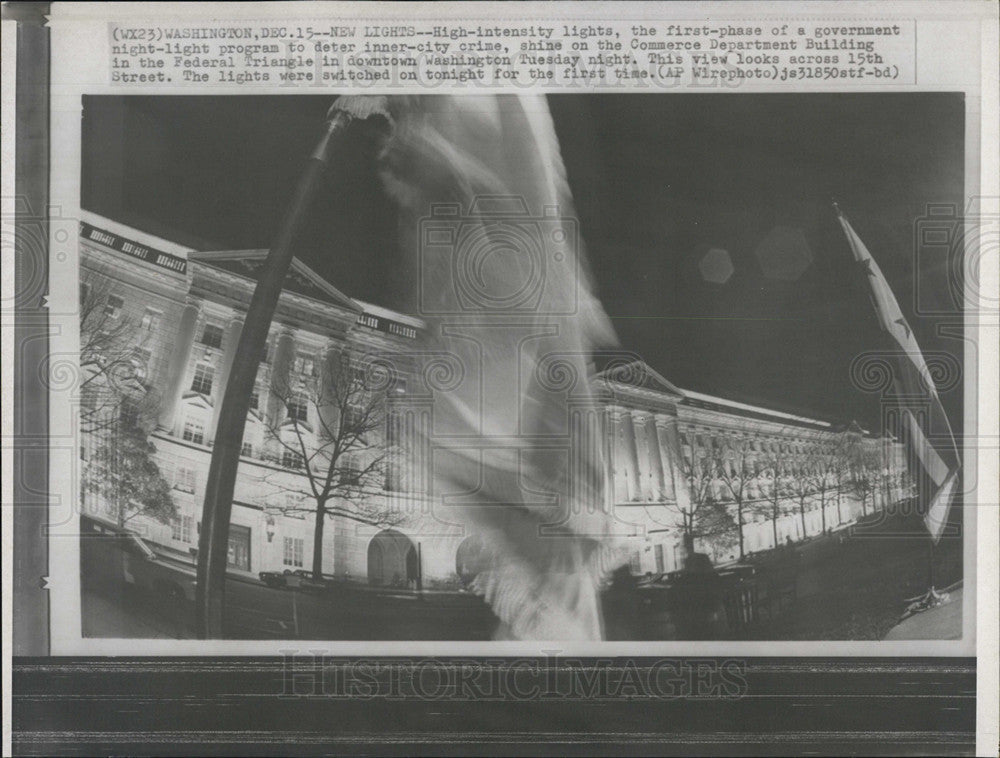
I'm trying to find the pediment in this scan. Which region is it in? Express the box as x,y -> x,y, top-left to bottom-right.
189,250 -> 360,313
180,392 -> 214,411
593,358 -> 685,400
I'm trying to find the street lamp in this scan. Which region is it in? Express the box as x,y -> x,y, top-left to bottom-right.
265,514 -> 276,543
194,97 -> 391,639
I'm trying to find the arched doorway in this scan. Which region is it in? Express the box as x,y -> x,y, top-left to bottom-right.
367,529 -> 417,587
455,534 -> 488,586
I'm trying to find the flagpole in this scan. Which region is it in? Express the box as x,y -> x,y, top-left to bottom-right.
927,537 -> 935,591
833,201 -> 955,620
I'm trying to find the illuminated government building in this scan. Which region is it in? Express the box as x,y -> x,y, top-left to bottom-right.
79,213 -> 908,587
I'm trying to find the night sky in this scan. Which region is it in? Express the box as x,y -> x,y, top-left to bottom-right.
81,93 -> 965,434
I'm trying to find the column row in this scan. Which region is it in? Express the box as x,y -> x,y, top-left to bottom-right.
604,405 -> 686,505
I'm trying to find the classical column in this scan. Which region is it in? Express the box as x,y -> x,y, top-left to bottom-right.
208,315 -> 244,443
569,405 -> 604,517
264,327 -> 295,440
623,411 -> 642,502
645,413 -> 666,497
157,298 -> 200,432
316,343 -> 341,439
415,406 -> 432,499
606,406 -> 629,504
396,403 -> 433,519
657,415 -> 689,512
630,410 -> 652,501
601,407 -> 613,509
383,404 -> 402,510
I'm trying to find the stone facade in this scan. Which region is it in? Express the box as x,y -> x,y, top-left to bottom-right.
593,363 -> 909,574
78,213 -> 909,588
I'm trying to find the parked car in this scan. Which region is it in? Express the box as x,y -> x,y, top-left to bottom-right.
258,569 -> 329,592
81,514 -> 197,602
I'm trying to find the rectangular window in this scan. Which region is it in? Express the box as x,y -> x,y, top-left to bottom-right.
182,416 -> 205,445
130,347 -> 152,381
200,323 -> 224,349
241,441 -> 254,457
286,394 -> 308,423
654,543 -> 665,573
339,454 -> 361,485
139,308 -> 161,332
227,524 -> 251,571
351,365 -> 368,390
248,390 -> 260,411
343,403 -> 366,430
282,450 -> 304,470
171,515 -> 194,543
628,551 -> 642,575
283,536 -> 304,568
104,294 -> 124,318
174,466 -> 196,494
190,363 -> 214,394
293,353 -> 315,377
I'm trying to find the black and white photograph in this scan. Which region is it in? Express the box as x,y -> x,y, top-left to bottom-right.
74,92 -> 968,643
6,3 -> 998,756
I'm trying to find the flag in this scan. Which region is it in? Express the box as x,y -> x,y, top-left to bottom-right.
835,204 -> 960,542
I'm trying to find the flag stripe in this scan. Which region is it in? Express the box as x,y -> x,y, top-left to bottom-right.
924,469 -> 959,543
904,409 -> 950,486
838,216 -> 939,396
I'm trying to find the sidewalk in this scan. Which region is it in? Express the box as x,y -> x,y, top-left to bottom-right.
884,587 -> 963,640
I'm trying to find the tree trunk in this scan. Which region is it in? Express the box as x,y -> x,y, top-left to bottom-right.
820,491 -> 827,533
737,500 -> 745,560
799,496 -> 807,537
771,505 -> 778,549
312,500 -> 326,580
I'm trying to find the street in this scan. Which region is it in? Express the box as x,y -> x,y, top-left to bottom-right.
750,511 -> 963,640
82,510 -> 962,641
223,579 -> 496,640
83,565 -> 497,641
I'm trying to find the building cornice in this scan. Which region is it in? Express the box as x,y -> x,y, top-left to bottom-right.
81,243 -> 187,294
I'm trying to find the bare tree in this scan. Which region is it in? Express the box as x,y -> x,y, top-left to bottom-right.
654,438 -> 736,549
79,269 -> 159,434
262,350 -> 403,580
81,420 -> 176,529
850,446 -> 882,519
757,442 -> 791,548
79,268 -> 174,529
715,432 -> 757,560
786,446 -> 816,539
805,446 -> 839,535
875,442 -> 895,514
830,434 -> 854,526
